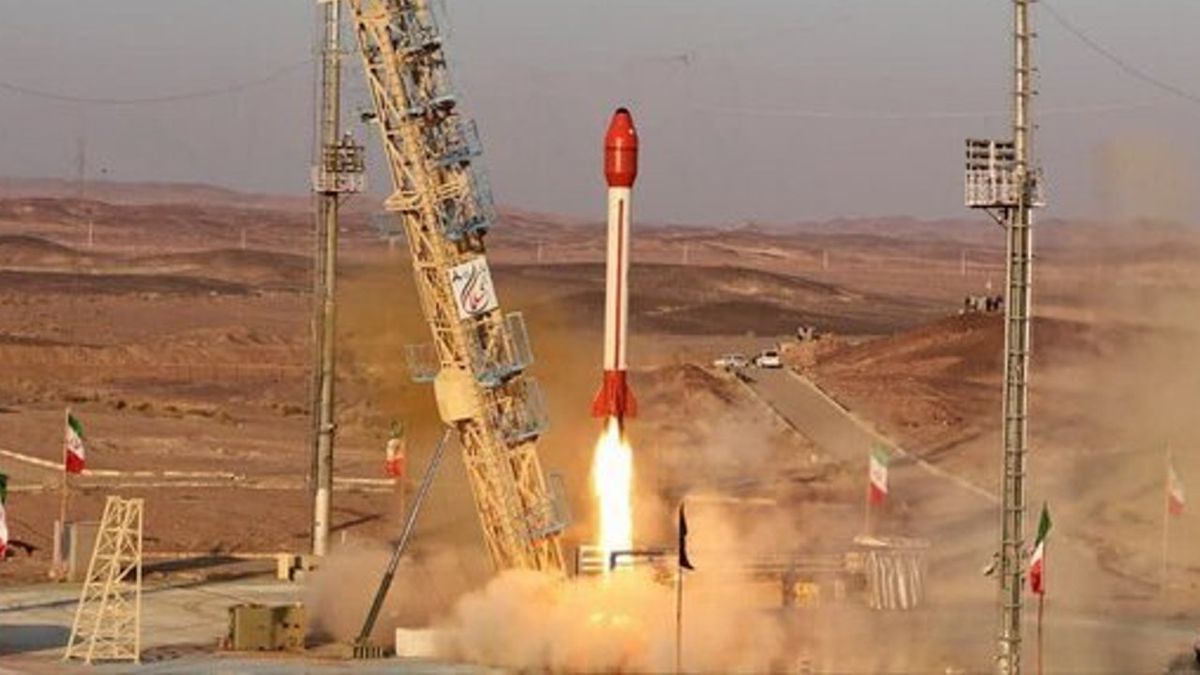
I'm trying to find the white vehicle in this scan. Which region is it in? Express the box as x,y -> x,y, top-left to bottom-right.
753,349 -> 782,369
712,353 -> 749,370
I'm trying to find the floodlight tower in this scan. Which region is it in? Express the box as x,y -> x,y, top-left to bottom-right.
310,0 -> 365,558
965,1 -> 1045,672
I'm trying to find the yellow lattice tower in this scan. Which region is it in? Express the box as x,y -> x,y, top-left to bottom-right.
63,496 -> 143,664
344,0 -> 568,573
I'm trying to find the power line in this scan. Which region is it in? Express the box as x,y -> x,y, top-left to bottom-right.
695,100 -> 1157,121
1040,2 -> 1200,108
0,59 -> 313,106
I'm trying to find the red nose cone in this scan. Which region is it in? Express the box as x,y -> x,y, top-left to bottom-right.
604,108 -> 638,188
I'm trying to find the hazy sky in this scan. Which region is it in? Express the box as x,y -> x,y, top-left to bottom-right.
1,1 -> 1197,224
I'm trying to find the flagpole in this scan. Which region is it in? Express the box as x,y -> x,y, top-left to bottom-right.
864,448 -> 875,537
1161,445 -> 1171,594
55,407 -> 70,579
675,500 -> 688,675
1036,591 -> 1045,675
863,481 -> 872,536
675,561 -> 683,674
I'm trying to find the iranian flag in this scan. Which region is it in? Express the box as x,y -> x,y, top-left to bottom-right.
1028,503 -> 1052,595
868,445 -> 890,505
64,413 -> 86,474
1167,462 -> 1185,516
0,473 -> 8,561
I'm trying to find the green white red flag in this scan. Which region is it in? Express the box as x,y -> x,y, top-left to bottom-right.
384,424 -> 407,479
0,473 -> 8,561
1028,503 -> 1052,595
1167,462 -> 1185,516
868,445 -> 890,505
384,451 -> 406,478
64,413 -> 86,474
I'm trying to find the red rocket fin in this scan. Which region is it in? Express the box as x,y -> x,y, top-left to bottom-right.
592,371 -> 636,419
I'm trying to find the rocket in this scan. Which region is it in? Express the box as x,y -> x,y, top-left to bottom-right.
592,108 -> 639,424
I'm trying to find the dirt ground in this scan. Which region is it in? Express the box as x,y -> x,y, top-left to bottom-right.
3,186 -> 1200,670
0,195 -> 854,586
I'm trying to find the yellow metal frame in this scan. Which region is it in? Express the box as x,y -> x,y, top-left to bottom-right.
63,496 -> 144,664
345,0 -> 564,573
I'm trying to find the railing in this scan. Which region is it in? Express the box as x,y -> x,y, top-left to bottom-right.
489,377 -> 549,445
405,313 -> 535,387
963,138 -> 1045,208
574,545 -> 609,575
965,168 -> 1044,208
862,548 -> 925,611
311,139 -> 366,194
430,120 -> 482,168
523,472 -> 571,542
471,313 -> 533,387
404,342 -> 439,383
311,166 -> 366,194
438,169 -> 496,241
390,7 -> 440,55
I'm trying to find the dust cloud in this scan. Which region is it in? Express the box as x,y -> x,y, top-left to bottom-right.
324,254 -> 822,669
305,541 -> 482,643
1094,135 -> 1198,224
439,501 -> 791,673
1051,277 -> 1200,577
430,408 -> 828,673
337,256 -> 606,543
1019,234 -> 1200,670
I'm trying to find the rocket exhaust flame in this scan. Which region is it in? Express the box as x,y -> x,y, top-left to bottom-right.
591,417 -> 634,570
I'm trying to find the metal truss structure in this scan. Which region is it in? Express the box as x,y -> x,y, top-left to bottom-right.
63,496 -> 144,664
964,1 -> 1045,671
344,0 -> 567,572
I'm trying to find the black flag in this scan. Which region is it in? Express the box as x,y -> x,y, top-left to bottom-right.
678,504 -> 694,570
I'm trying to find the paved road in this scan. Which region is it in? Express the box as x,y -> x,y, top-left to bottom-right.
742,367 -> 1196,673
746,367 -> 994,504
0,577 -> 489,673
743,367 -> 999,584
1,579 -> 300,664
747,368 -> 878,459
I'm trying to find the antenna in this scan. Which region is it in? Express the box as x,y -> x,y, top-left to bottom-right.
965,1 -> 1045,672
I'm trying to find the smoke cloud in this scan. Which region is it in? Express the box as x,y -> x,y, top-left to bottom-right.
305,541 -> 483,643
1093,135 -> 1198,224
439,512 -> 791,673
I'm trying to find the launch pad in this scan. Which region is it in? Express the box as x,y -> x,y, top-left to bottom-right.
572,537 -> 928,612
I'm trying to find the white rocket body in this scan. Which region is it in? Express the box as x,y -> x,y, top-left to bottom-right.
592,109 -> 639,424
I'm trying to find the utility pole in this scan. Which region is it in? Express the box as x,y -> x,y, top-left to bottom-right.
75,136 -> 96,249
75,136 -> 86,200
309,0 -> 364,558
964,1 -> 1044,672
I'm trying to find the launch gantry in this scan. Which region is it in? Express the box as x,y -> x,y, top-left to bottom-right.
344,0 -> 568,573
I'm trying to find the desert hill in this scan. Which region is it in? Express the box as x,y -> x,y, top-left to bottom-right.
501,262 -> 936,336
0,234 -> 91,267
